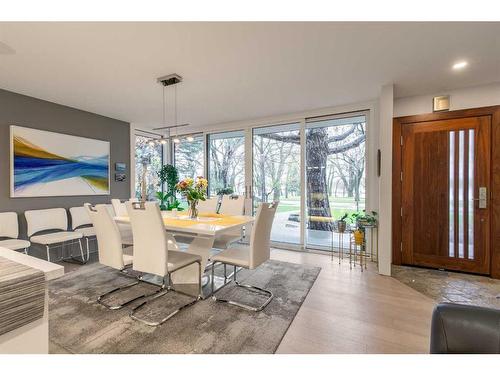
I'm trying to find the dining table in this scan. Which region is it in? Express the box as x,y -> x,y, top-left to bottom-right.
114,211 -> 254,297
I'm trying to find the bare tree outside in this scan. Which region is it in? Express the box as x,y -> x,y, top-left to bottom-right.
173,136 -> 204,180
134,135 -> 163,200
208,131 -> 245,196
253,124 -> 301,243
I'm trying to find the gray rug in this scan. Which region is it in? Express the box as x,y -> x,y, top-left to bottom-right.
48,260 -> 320,354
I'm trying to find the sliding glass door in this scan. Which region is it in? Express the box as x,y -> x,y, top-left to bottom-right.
252,123 -> 301,244
305,114 -> 367,249
169,111 -> 369,252
207,130 -> 246,197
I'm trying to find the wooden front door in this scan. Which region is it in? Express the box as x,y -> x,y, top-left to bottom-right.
401,116 -> 491,274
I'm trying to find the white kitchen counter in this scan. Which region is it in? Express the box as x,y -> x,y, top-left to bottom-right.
0,247 -> 64,354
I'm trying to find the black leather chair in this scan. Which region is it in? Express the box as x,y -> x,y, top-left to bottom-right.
430,303 -> 500,354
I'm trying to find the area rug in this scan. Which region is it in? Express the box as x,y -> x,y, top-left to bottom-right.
48,260 -> 320,354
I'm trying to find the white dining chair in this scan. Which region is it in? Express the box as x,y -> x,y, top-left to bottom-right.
84,203 -> 150,310
219,195 -> 245,216
126,201 -> 203,326
211,201 -> 278,312
25,208 -> 85,263
110,199 -> 134,245
0,212 -> 31,254
213,195 -> 246,249
69,206 -> 95,262
197,197 -> 219,214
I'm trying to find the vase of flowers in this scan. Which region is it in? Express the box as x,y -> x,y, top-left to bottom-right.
176,176 -> 208,219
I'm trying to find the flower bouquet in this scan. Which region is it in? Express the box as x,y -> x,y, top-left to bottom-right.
176,176 -> 208,219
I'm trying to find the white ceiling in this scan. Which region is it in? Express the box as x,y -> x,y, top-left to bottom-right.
0,22 -> 499,131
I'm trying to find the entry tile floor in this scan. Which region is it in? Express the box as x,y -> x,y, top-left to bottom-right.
392,265 -> 500,309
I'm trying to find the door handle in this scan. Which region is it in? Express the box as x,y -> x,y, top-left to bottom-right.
473,187 -> 487,209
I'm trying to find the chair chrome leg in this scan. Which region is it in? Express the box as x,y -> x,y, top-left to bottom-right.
62,239 -> 88,264
129,270 -> 200,327
198,260 -> 202,298
97,280 -> 144,310
24,247 -> 28,255
85,237 -> 91,261
212,263 -> 274,312
211,261 -> 216,296
46,245 -> 51,262
129,261 -> 202,326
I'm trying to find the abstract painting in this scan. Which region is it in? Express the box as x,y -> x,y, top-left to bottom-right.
10,126 -> 110,197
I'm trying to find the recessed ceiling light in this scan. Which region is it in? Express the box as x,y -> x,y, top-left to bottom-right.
173,137 -> 180,144
452,61 -> 468,70
186,136 -> 194,142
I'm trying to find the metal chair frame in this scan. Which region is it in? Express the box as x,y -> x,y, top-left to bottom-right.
129,259 -> 202,326
211,262 -> 273,312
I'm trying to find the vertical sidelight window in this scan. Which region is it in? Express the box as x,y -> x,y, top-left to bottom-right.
448,129 -> 475,260
468,130 -> 475,259
458,130 -> 465,258
449,131 -> 455,257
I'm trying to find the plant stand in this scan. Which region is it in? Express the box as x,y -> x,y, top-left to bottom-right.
349,234 -> 367,271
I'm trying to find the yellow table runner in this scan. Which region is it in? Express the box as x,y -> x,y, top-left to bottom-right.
162,213 -> 248,228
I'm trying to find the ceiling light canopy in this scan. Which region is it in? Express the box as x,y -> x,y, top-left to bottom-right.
452,60 -> 468,70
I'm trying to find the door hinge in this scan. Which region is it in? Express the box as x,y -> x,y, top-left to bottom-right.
400,171 -> 403,182
401,207 -> 403,217
400,136 -> 403,146
400,242 -> 403,252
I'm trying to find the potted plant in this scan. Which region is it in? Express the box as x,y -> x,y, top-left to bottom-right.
176,176 -> 208,219
336,213 -> 349,233
216,187 -> 234,196
351,210 -> 378,229
157,164 -> 184,211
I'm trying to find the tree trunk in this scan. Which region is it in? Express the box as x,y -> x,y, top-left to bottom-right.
306,128 -> 333,231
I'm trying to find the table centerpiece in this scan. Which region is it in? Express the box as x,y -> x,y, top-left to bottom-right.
176,176 -> 208,219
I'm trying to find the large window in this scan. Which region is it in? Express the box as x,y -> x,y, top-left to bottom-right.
134,135 -> 163,200
305,114 -> 366,249
139,109 -> 369,253
173,135 -> 204,180
253,123 -> 301,244
208,131 -> 245,196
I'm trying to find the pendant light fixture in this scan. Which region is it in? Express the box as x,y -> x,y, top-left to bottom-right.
158,80 -> 168,145
153,74 -> 191,144
172,83 -> 180,144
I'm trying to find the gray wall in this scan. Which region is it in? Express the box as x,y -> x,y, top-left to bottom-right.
0,88 -> 130,246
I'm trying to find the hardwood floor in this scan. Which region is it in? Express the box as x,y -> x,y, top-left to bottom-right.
272,249 -> 435,353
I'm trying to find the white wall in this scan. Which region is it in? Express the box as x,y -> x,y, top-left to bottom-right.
377,84 -> 394,276
394,82 -> 500,117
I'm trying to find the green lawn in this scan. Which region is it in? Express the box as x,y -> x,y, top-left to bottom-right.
275,196 -> 365,217
175,195 -> 365,218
